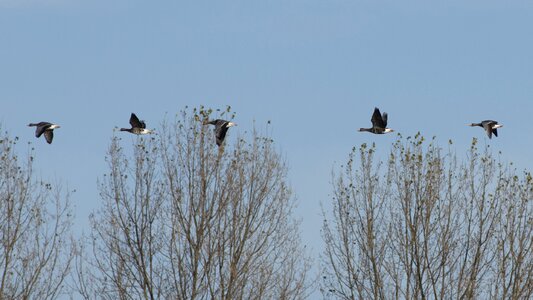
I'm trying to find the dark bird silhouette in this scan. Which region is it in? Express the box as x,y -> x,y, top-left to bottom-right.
468,120 -> 502,139
358,107 -> 394,134
120,113 -> 153,135
28,122 -> 60,144
204,119 -> 236,146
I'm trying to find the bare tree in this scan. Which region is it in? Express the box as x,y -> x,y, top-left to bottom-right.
0,130 -> 75,299
321,134 -> 532,300
76,107 -> 312,299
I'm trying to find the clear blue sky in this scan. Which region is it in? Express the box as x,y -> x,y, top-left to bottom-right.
1,0 -> 533,292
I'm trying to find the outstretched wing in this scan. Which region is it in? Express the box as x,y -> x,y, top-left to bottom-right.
483,123 -> 493,139
129,113 -> 144,128
44,130 -> 54,144
371,108 -> 386,128
35,123 -> 52,138
492,128 -> 498,137
35,126 -> 46,138
382,112 -> 388,127
215,120 -> 230,146
32,122 -> 51,138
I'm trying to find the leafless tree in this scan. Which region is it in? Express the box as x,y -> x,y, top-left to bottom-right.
321,134 -> 532,300
0,130 -> 75,299
76,107 -> 312,299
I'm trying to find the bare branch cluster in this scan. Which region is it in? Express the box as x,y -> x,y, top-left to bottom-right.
0,131 -> 75,299
321,134 -> 532,300
76,107 -> 312,299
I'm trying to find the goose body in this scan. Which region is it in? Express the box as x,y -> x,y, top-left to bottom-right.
28,122 -> 60,144
358,107 -> 394,134
468,120 -> 502,139
204,119 -> 236,146
120,113 -> 153,135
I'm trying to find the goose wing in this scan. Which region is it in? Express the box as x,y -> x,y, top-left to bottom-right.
44,130 -> 54,144
482,120 -> 498,139
482,122 -> 493,139
35,123 -> 51,138
215,120 -> 230,146
371,108 -> 386,128
129,113 -> 144,128
382,112 -> 388,127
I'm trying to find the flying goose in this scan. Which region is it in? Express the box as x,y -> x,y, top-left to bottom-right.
468,120 -> 502,139
120,113 -> 153,135
28,122 -> 60,144
358,107 -> 394,134
204,119 -> 236,146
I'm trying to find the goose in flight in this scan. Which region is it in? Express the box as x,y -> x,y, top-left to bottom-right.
204,119 -> 236,146
28,122 -> 60,144
358,107 -> 394,134
468,120 -> 502,139
120,113 -> 153,135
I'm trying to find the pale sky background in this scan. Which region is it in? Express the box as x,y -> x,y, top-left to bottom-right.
1,0 -> 533,297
